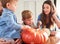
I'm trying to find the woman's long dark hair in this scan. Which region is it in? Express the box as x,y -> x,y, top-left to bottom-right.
41,0 -> 55,28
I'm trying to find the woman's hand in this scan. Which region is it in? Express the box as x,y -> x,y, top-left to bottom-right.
37,21 -> 42,28
50,31 -> 56,36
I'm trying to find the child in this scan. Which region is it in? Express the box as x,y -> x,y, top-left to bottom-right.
0,0 -> 31,44
21,10 -> 36,29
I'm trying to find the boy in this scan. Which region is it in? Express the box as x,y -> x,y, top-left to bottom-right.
21,10 -> 36,44
0,0 -> 30,44
22,10 -> 36,29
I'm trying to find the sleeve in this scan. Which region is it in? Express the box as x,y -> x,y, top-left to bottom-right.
5,13 -> 23,31
37,14 -> 42,29
37,14 -> 42,21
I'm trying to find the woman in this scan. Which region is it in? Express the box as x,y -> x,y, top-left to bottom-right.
37,0 -> 57,35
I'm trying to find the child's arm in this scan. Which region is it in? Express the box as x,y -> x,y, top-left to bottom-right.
6,14 -> 22,31
5,13 -> 31,31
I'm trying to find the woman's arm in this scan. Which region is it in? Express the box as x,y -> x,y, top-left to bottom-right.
37,14 -> 42,28
37,21 -> 42,28
52,14 -> 60,28
52,3 -> 60,28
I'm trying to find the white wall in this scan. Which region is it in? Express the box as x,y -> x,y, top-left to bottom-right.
56,0 -> 60,17
15,0 -> 54,25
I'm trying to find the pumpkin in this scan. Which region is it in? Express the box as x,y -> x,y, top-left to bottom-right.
21,28 -> 50,44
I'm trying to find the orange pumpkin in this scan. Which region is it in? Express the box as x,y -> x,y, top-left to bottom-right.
21,28 -> 50,44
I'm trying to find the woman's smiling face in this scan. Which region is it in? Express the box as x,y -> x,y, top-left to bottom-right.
43,3 -> 51,15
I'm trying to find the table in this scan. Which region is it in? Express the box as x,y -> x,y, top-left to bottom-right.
44,35 -> 60,44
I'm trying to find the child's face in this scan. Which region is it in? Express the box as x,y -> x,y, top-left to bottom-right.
23,18 -> 33,26
7,1 -> 18,12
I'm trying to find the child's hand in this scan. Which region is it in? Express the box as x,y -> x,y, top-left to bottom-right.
22,25 -> 31,30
